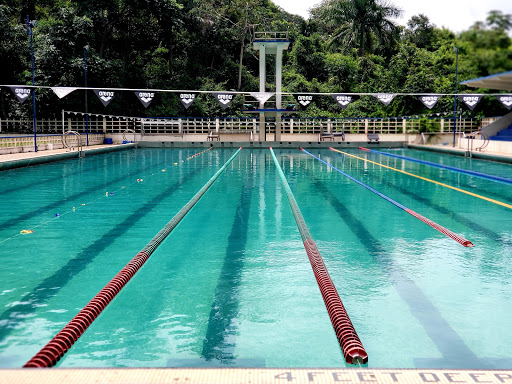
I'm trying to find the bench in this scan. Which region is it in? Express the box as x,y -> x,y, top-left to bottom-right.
367,133 -> 379,144
207,131 -> 220,141
319,132 -> 345,141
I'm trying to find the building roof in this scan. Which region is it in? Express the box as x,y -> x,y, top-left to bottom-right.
461,70 -> 512,91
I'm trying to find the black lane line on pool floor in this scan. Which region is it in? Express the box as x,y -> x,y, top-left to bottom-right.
309,176 -> 493,369
0,148 -> 203,233
0,163 -> 206,344
200,167 -> 255,365
0,155 -> 164,233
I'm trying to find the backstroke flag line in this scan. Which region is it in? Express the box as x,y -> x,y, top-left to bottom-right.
3,85 -> 510,113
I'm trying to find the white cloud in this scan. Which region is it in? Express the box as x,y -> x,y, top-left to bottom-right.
272,0 -> 512,33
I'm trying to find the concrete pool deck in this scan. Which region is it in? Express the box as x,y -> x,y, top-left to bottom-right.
2,367 -> 512,384
0,143 -> 135,171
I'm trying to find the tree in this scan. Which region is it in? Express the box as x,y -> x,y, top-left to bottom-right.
486,10 -> 512,32
311,0 -> 402,56
405,14 -> 435,50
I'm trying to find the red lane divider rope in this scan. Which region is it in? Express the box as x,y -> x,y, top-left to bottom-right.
303,239 -> 369,364
404,209 -> 474,247
270,147 -> 368,365
24,251 -> 150,368
24,148 -> 242,368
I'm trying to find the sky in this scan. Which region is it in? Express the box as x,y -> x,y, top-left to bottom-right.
272,0 -> 512,33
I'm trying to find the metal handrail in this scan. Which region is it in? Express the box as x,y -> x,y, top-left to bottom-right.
122,128 -> 136,144
466,131 -> 489,153
62,131 -> 83,158
254,31 -> 289,40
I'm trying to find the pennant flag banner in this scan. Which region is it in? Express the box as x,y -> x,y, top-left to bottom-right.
250,92 -> 274,104
52,87 -> 77,99
179,93 -> 197,109
331,94 -> 352,109
374,93 -> 396,106
135,91 -> 155,108
459,94 -> 483,110
295,94 -> 314,108
93,90 -> 115,107
419,95 -> 441,109
10,87 -> 31,103
212,92 -> 236,109
497,95 -> 512,110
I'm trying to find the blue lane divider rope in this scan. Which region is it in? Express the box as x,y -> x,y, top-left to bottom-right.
360,147 -> 512,185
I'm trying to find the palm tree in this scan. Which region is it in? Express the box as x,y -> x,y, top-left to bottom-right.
312,0 -> 402,56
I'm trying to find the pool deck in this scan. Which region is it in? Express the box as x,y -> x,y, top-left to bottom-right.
0,143 -> 135,171
2,367 -> 512,384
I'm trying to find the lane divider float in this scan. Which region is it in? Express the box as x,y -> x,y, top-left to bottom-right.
331,148 -> 512,210
3,147 -> 214,245
270,147 -> 368,365
302,148 -> 473,247
358,147 -> 512,185
24,148 -> 242,368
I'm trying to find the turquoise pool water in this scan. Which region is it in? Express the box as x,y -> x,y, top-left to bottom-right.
0,147 -> 511,369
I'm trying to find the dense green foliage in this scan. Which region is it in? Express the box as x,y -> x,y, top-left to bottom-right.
0,0 -> 511,120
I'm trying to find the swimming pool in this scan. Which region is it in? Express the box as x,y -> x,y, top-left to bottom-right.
0,147 -> 511,369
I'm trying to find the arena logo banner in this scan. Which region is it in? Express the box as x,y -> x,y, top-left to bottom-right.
250,92 -> 274,104
135,91 -> 155,108
179,93 -> 197,109
93,90 -> 115,107
331,94 -> 352,109
51,87 -> 77,99
459,94 -> 483,110
419,95 -> 441,109
9,87 -> 31,103
497,95 -> 512,110
295,94 -> 314,108
212,92 -> 236,109
374,93 -> 396,106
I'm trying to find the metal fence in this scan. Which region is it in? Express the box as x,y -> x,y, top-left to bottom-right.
1,116 -> 479,136
0,133 -> 104,150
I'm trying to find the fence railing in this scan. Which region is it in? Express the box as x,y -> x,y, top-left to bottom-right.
1,116 -> 479,136
0,133 -> 104,150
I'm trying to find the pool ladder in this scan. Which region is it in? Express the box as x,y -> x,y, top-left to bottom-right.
62,131 -> 84,158
464,130 -> 489,157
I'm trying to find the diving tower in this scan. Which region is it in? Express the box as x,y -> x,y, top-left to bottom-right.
250,31 -> 291,141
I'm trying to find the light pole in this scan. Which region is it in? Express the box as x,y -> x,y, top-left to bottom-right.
83,45 -> 89,146
452,46 -> 459,147
26,15 -> 37,152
